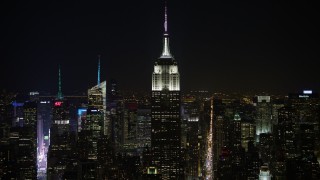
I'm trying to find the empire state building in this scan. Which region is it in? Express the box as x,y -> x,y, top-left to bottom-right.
151,4 -> 182,179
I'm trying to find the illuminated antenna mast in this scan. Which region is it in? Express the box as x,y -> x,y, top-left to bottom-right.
164,1 -> 168,33
97,55 -> 101,86
161,1 -> 172,58
57,65 -> 63,100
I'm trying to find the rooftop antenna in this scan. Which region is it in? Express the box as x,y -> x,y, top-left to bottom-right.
164,1 -> 168,33
57,65 -> 63,100
161,0 -> 172,58
97,55 -> 101,86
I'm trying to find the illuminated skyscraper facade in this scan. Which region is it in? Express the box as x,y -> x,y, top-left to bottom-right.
88,81 -> 107,136
277,106 -> 298,159
20,101 -> 37,179
255,96 -> 272,142
151,4 -> 182,179
47,67 -> 75,179
77,59 -> 109,178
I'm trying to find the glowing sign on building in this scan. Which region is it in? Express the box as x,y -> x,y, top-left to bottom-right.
78,108 -> 87,116
303,90 -> 312,94
40,101 -> 50,104
54,101 -> 62,106
12,101 -> 24,107
29,91 -> 39,96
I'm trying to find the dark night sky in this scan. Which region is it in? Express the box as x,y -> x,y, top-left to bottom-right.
0,0 -> 318,95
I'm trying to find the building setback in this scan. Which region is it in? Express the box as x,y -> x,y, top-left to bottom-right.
151,3 -> 182,179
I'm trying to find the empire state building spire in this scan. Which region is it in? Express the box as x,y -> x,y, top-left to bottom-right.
161,1 -> 172,58
153,1 -> 180,91
164,2 -> 168,33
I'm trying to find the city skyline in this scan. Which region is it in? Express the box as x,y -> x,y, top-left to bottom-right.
0,0 -> 318,94
1,2 -> 320,178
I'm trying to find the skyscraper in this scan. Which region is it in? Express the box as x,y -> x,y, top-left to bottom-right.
151,3 -> 182,179
87,57 -> 107,136
20,101 -> 37,179
77,57 -> 109,179
47,66 -> 76,179
255,96 -> 272,142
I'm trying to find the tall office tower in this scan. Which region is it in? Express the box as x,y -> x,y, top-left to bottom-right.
88,80 -> 107,136
288,91 -> 320,157
34,95 -> 51,177
181,95 -> 195,150
38,97 -> 52,146
109,99 -> 125,151
29,91 -> 40,102
0,91 -> 16,126
231,113 -> 242,149
229,113 -> 247,178
50,67 -> 70,136
136,108 -> 151,149
186,108 -> 201,179
82,108 -> 103,160
109,79 -> 119,100
107,79 -> 124,150
296,123 -> 315,158
277,106 -> 298,159
288,90 -> 319,123
88,82 -> 107,111
123,101 -> 138,151
271,98 -> 284,125
77,58 -> 109,179
48,67 -> 75,179
255,96 -> 272,142
259,133 -> 273,164
12,101 -> 24,127
241,120 -> 255,152
18,101 -> 37,179
216,147 -> 232,179
77,107 -> 104,179
151,3 -> 182,179
245,141 -> 262,179
0,94 -> 23,179
214,116 -> 225,167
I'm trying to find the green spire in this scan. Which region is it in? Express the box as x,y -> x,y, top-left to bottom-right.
57,65 -> 63,100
